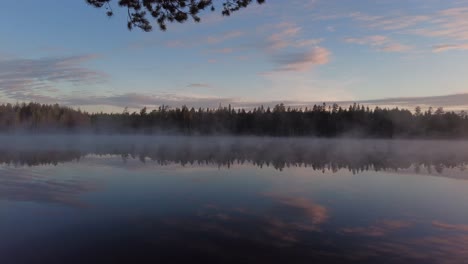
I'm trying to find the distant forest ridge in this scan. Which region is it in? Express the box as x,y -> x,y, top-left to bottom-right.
0,102 -> 467,138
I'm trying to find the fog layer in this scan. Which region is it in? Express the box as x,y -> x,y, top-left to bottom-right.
1,135 -> 467,174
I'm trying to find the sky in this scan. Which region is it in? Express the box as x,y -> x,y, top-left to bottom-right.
1,0 -> 468,112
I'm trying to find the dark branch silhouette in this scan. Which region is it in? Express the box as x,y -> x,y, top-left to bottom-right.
85,0 -> 266,31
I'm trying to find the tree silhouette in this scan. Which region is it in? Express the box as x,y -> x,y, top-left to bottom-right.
86,0 -> 266,31
1,102 -> 468,138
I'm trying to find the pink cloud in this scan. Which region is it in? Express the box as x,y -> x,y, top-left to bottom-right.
372,16 -> 430,31
349,12 -> 429,31
379,43 -> 412,52
213,48 -> 234,54
421,7 -> 468,40
265,22 -> 322,51
267,25 -> 302,50
273,47 -> 331,72
345,35 -> 412,52
345,35 -> 389,46
294,39 -> 323,47
352,7 -> 468,43
432,43 -> 468,53
206,30 -> 244,44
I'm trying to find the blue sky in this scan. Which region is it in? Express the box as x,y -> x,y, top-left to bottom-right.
1,0 -> 468,112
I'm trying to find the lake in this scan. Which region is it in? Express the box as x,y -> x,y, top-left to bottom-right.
1,136 -> 468,264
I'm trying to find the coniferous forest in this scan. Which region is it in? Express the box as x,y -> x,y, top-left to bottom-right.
1,102 -> 467,138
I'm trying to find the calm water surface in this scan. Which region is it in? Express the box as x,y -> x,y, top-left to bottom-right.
1,136 -> 468,264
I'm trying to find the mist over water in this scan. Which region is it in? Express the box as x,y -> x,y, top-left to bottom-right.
1,135 -> 468,172
1,135 -> 468,263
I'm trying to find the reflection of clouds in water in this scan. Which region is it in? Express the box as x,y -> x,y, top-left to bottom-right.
0,166 -> 96,207
413,235 -> 468,263
359,235 -> 468,264
260,195 -> 329,245
432,221 -> 468,232
1,136 -> 468,263
211,194 -> 329,245
108,196 -> 468,263
150,194 -> 330,248
1,157 -> 468,263
341,220 -> 413,237
339,220 -> 468,262
264,194 -> 329,227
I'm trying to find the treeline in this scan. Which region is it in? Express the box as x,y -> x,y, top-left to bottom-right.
0,102 -> 89,131
1,102 -> 468,138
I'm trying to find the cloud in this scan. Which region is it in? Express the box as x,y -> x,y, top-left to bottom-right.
65,93 -> 236,109
267,24 -> 302,50
303,0 -> 318,9
265,23 -> 322,51
355,93 -> 468,110
10,87 -> 468,113
206,30 -> 244,44
294,39 -> 324,47
271,47 -> 330,72
345,35 -> 411,52
212,48 -> 234,54
377,15 -> 430,31
410,7 -> 468,41
350,7 -> 468,48
9,92 -> 65,104
165,40 -> 187,48
325,7 -> 468,55
187,83 -> 212,88
432,43 -> 468,53
156,30 -> 244,50
379,43 -> 412,52
349,12 -> 430,31
0,54 -> 107,98
345,35 -> 389,46
256,22 -> 329,76
348,12 -> 382,23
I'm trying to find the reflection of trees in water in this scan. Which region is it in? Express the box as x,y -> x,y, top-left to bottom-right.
0,151 -> 82,166
1,138 -> 467,174
0,167 -> 95,207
